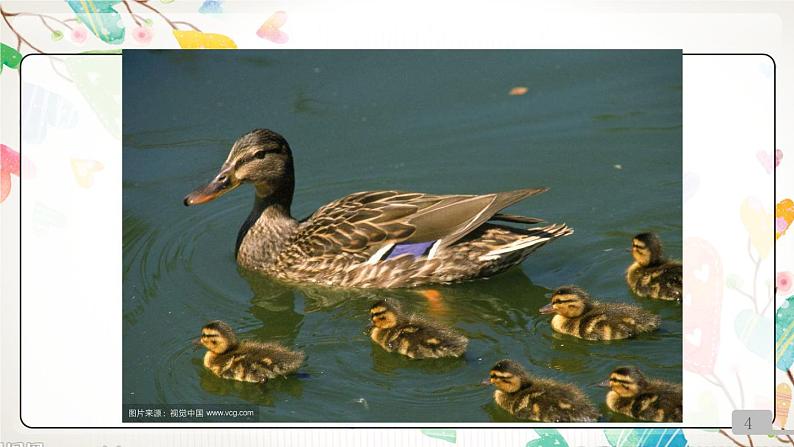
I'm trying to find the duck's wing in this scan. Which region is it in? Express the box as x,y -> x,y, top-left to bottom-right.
405,315 -> 468,347
245,342 -> 305,375
293,188 -> 548,258
651,262 -> 683,299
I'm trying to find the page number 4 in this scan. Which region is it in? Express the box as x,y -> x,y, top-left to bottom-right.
745,417 -> 752,430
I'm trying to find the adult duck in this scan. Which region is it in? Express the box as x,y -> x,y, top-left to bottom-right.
184,129 -> 572,288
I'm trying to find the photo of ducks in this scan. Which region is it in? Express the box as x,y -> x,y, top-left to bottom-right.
122,50 -> 682,423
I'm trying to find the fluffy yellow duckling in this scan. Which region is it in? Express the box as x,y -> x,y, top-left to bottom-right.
598,366 -> 682,422
539,285 -> 661,341
626,232 -> 682,301
197,320 -> 304,383
368,299 -> 468,359
485,359 -> 599,422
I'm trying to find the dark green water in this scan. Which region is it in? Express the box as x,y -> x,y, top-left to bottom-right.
122,50 -> 682,422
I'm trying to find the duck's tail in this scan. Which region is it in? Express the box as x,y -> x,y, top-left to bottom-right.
478,223 -> 573,261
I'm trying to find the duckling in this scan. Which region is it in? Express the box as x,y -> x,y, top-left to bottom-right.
598,366 -> 682,422
368,299 -> 468,359
196,320 -> 304,383
626,232 -> 682,301
485,359 -> 599,422
539,285 -> 660,341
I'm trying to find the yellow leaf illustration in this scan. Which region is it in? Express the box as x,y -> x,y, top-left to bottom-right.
777,198 -> 794,240
172,30 -> 237,49
740,197 -> 773,259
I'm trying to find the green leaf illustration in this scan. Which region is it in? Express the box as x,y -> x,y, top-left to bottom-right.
65,0 -> 125,44
526,429 -> 568,447
604,429 -> 687,447
64,56 -> 121,140
1,43 -> 22,73
421,429 -> 456,444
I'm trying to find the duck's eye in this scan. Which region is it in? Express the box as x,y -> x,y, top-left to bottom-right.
254,150 -> 267,159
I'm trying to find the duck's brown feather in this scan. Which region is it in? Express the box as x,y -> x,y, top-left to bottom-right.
607,380 -> 682,422
237,188 -> 571,288
626,261 -> 682,301
551,301 -> 660,341
495,377 -> 599,422
204,341 -> 304,383
369,314 -> 468,359
283,188 -> 548,259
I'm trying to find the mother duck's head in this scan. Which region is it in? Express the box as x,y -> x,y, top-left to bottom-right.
184,128 -> 295,206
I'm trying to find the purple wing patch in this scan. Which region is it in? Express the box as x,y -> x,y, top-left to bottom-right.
385,240 -> 436,260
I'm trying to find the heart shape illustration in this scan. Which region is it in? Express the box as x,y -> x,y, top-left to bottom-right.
693,263 -> 710,283
1,144 -> 21,203
757,150 -> 774,174
257,11 -> 288,44
71,158 -> 104,188
685,328 -> 702,347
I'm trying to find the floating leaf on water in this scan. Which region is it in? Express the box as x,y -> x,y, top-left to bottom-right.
509,86 -> 528,96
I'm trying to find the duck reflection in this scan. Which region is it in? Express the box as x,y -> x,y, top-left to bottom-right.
193,357 -> 303,406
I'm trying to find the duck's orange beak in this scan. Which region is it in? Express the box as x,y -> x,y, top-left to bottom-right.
183,166 -> 239,206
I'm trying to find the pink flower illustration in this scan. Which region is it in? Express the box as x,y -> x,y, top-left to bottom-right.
132,26 -> 153,44
778,272 -> 793,295
777,149 -> 784,167
70,25 -> 88,44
